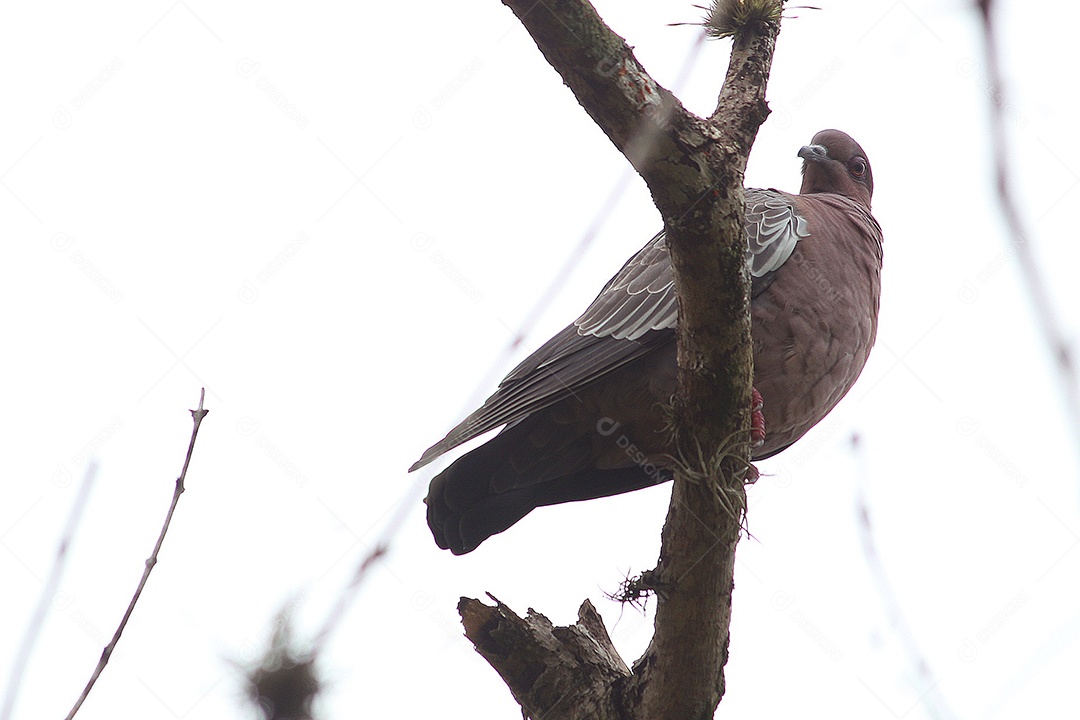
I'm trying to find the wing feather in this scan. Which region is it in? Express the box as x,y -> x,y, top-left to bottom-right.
410,189 -> 809,471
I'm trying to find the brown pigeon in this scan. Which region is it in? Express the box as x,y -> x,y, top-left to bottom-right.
411,129 -> 883,554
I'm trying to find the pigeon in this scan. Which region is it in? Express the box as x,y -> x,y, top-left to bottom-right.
412,129 -> 883,554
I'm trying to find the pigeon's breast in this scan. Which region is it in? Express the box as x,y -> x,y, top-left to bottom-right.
749,193 -> 883,457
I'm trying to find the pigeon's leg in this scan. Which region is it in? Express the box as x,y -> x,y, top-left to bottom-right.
743,386 -> 766,483
750,386 -> 766,447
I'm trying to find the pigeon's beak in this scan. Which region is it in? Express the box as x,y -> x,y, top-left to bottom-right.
797,144 -> 829,163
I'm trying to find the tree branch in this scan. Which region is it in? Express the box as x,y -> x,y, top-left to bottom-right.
1,464 -> 98,720
638,14 -> 778,716
459,596 -> 631,719
976,0 -> 1080,473
65,389 -> 209,720
461,1 -> 782,716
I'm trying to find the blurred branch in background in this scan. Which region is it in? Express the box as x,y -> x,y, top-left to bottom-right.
852,434 -> 957,720
976,0 -> 1080,477
846,5 -> 1080,719
245,607 -> 320,720
0,464 -> 98,720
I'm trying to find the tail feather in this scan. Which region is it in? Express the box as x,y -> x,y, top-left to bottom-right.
426,424 -> 671,554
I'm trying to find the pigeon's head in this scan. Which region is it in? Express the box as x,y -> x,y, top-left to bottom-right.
798,129 -> 874,207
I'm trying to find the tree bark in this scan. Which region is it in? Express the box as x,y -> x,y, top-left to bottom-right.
459,1 -> 782,717
459,596 -> 631,719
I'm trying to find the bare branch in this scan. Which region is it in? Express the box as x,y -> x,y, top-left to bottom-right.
65,389 -> 209,720
637,10 -> 780,714
852,434 -> 957,720
976,0 -> 1080,472
459,0 -> 783,716
1,464 -> 98,720
310,543 -> 387,652
459,596 -> 631,719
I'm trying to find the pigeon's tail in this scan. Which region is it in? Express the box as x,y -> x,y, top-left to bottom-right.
425,420 -> 671,554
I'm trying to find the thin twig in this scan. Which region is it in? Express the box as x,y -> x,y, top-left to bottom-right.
976,0 -> 1080,476
65,389 -> 209,720
310,544 -> 387,651
0,464 -> 98,720
852,434 -> 956,720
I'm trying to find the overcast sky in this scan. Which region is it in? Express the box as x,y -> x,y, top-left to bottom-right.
2,1 -> 1079,718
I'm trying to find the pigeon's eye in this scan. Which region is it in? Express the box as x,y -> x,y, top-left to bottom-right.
849,158 -> 868,179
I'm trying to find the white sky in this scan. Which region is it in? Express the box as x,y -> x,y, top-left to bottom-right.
2,1 -> 1078,718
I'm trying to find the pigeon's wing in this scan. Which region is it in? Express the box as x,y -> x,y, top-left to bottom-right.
746,188 -> 809,297
409,231 -> 674,472
409,189 -> 808,471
